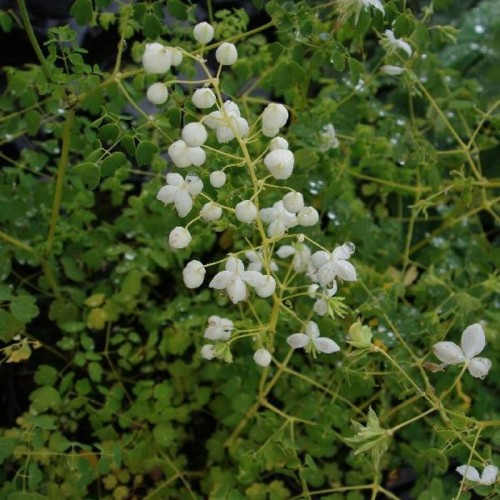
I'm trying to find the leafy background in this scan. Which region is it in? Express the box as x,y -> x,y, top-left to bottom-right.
0,0 -> 499,498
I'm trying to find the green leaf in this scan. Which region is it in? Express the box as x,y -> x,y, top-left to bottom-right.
135,141 -> 158,166
143,13 -> 162,38
0,437 -> 17,464
10,295 -> 39,323
29,386 -> 62,413
70,0 -> 93,25
153,422 -> 176,447
167,0 -> 188,21
101,151 -> 127,177
72,162 -> 101,189
0,310 -> 25,341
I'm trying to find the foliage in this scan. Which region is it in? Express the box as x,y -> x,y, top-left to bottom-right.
0,0 -> 499,498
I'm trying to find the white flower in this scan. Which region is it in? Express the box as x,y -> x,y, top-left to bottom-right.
297,207 -> 319,226
433,323 -> 492,379
200,202 -> 222,221
255,275 -> 276,298
216,42 -> 238,65
384,29 -> 412,58
282,191 -> 304,213
210,170 -> 226,188
204,101 -> 249,143
209,256 -> 265,304
310,282 -> 338,316
182,122 -> 207,147
362,0 -> 385,15
201,344 -> 216,360
311,242 -> 357,286
146,83 -> 169,105
193,22 -> 214,44
192,88 -> 216,109
183,260 -> 206,288
235,200 -> 258,223
276,243 -> 312,273
263,149 -> 295,179
204,315 -> 234,341
168,140 -> 206,168
245,250 -> 278,273
156,172 -> 203,217
456,464 -> 498,485
287,321 -> 340,354
142,42 -> 171,74
381,65 -> 405,76
167,47 -> 182,66
262,103 -> 289,136
169,226 -> 192,249
319,124 -> 339,151
260,201 -> 297,238
270,137 -> 289,150
254,348 -> 272,367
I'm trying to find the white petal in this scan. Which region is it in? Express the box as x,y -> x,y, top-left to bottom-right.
313,299 -> 328,316
166,172 -> 183,186
185,175 -> 203,195
332,260 -> 357,281
468,357 -> 492,379
156,185 -> 177,205
332,243 -> 355,260
313,337 -> 340,354
311,251 -> 330,269
253,348 -> 272,367
396,39 -> 413,58
461,323 -> 486,359
201,344 -> 216,360
227,277 -> 247,303
174,190 -> 193,218
456,465 -> 481,483
255,276 -> 276,298
287,333 -> 310,349
241,270 -> 265,288
305,321 -> 320,339
433,342 -> 466,365
226,257 -> 244,274
204,326 -> 224,341
182,260 -> 205,288
317,263 -> 336,287
188,147 -> 206,166
480,465 -> 498,485
209,271 -> 232,289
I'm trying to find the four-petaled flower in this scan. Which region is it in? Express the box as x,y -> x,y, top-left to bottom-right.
383,29 -> 412,58
433,323 -> 491,379
260,201 -> 297,238
287,321 -> 340,355
311,243 -> 357,287
156,173 -> 203,217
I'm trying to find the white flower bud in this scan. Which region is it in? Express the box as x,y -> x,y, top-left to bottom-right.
142,43 -> 172,74
235,200 -> 257,223
192,88 -> 216,109
168,226 -> 192,249
182,260 -> 206,288
216,42 -> 238,65
168,140 -> 191,168
182,122 -> 207,147
188,147 -> 206,167
262,103 -> 289,130
255,276 -> 276,298
297,207 -> 319,226
253,348 -> 272,367
210,170 -> 226,188
381,65 -> 405,76
283,191 -> 304,213
201,344 -> 216,360
193,22 -> 214,44
270,137 -> 289,150
263,149 -> 294,179
146,82 -> 169,105
167,47 -> 183,66
262,127 -> 279,138
200,202 -> 222,221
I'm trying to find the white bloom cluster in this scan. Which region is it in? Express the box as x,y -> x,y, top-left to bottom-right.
433,323 -> 492,379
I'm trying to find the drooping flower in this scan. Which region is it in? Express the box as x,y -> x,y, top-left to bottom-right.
182,260 -> 206,288
260,201 -> 298,238
201,344 -> 216,360
182,122 -> 208,147
276,243 -> 312,273
204,315 -> 234,341
433,323 -> 492,379
156,173 -> 203,217
381,65 -> 405,76
261,103 -> 289,137
383,29 -> 412,58
216,42 -> 238,65
297,207 -> 319,226
192,88 -> 216,109
142,42 -> 172,74
200,202 -> 222,221
146,83 -> 169,105
209,256 -> 265,304
282,191 -> 304,213
310,242 -> 357,287
235,200 -> 258,223
287,321 -> 340,354
263,149 -> 295,179
168,140 -> 206,168
193,22 -> 214,44
253,348 -> 272,367
309,282 -> 338,316
204,100 -> 249,143
168,226 -> 192,249
456,464 -> 498,486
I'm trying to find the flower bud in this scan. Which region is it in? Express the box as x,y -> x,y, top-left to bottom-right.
200,202 -> 222,221
167,47 -> 183,66
188,147 -> 206,167
235,200 -> 257,223
262,103 -> 289,130
297,207 -> 319,226
270,137 -> 289,150
262,127 -> 279,138
201,344 -> 216,360
263,149 -> 294,179
146,82 -> 169,105
182,122 -> 207,147
283,191 -> 304,213
253,348 -> 272,367
255,276 -> 276,298
216,42 -> 238,65
182,260 -> 206,288
192,88 -> 216,109
168,140 -> 191,168
210,170 -> 226,188
169,226 -> 192,249
142,43 -> 171,74
381,65 -> 404,76
193,22 -> 214,44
